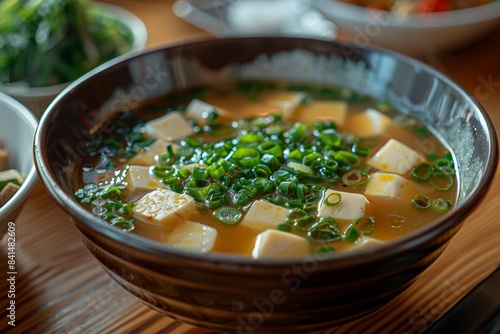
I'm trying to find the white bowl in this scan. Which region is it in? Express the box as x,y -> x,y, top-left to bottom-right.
0,3 -> 148,117
313,0 -> 500,56
0,92 -> 38,238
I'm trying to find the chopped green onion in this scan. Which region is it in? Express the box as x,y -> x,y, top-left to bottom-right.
319,129 -> 341,146
175,146 -> 194,158
287,149 -> 303,161
279,181 -> 297,196
213,207 -> 242,225
286,123 -> 308,142
431,172 -> 454,191
169,184 -> 184,193
302,153 -> 323,169
260,153 -> 281,171
152,165 -> 175,178
354,146 -> 371,157
353,216 -> 375,235
252,164 -> 272,178
334,151 -> 360,167
426,152 -> 439,161
292,214 -> 316,232
324,158 -> 338,172
412,163 -> 433,182
177,167 -> 191,178
324,192 -> 341,206
192,166 -> 209,181
233,189 -> 253,206
207,163 -> 226,180
107,186 -> 122,199
287,199 -> 303,208
206,111 -> 219,122
342,169 -> 370,188
287,161 -> 313,174
296,183 -> 307,201
433,158 -> 455,175
412,194 -> 431,210
307,218 -> 341,243
344,225 -> 360,242
431,198 -> 452,213
277,224 -> 292,232
186,179 -> 211,201
312,245 -> 334,255
231,147 -> 260,169
415,127 -> 429,136
238,133 -> 263,147
258,141 -> 283,157
119,202 -> 134,215
110,217 -> 135,232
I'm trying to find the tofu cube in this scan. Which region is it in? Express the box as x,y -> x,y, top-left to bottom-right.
145,112 -> 194,141
165,221 -> 218,253
318,189 -> 368,221
347,108 -> 393,137
133,188 -> 197,226
252,229 -> 310,259
185,99 -> 227,125
240,200 -> 290,232
367,139 -> 425,175
204,94 -> 279,119
128,139 -> 171,165
294,100 -> 347,126
125,165 -> 161,195
364,172 -> 413,199
259,91 -> 307,118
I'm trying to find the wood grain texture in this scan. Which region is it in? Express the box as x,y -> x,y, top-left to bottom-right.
1,1 -> 499,333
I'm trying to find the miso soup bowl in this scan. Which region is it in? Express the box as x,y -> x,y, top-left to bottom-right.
34,37 -> 497,333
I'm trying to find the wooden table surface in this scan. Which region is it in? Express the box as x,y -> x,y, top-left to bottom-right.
1,1 -> 499,333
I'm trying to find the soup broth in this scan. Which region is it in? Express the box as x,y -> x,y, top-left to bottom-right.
75,82 -> 457,258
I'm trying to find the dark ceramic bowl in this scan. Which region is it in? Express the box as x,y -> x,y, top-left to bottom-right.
34,37 -> 497,333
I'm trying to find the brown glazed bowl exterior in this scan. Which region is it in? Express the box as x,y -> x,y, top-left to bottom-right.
34,37 -> 497,333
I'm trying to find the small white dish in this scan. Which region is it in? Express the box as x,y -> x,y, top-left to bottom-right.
312,0 -> 500,56
0,92 -> 38,238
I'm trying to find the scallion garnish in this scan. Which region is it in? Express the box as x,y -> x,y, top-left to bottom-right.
341,169 -> 370,188
433,158 -> 455,175
431,172 -> 454,191
431,198 -> 452,213
324,192 -> 341,206
412,163 -> 433,182
412,194 -> 431,210
213,206 -> 242,225
313,245 -> 334,255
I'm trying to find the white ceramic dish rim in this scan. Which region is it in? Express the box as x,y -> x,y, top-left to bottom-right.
0,93 -> 38,221
0,2 -> 148,98
313,0 -> 500,28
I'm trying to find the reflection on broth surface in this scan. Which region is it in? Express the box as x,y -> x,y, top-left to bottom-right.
74,81 -> 457,258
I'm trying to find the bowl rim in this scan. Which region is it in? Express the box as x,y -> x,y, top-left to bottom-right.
34,36 -> 498,269
313,0 -> 500,28
0,2 -> 148,98
0,92 -> 39,220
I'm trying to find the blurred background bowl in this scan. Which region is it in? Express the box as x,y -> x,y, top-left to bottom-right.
0,2 -> 148,117
34,37 -> 497,333
0,92 -> 38,238
313,0 -> 500,56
